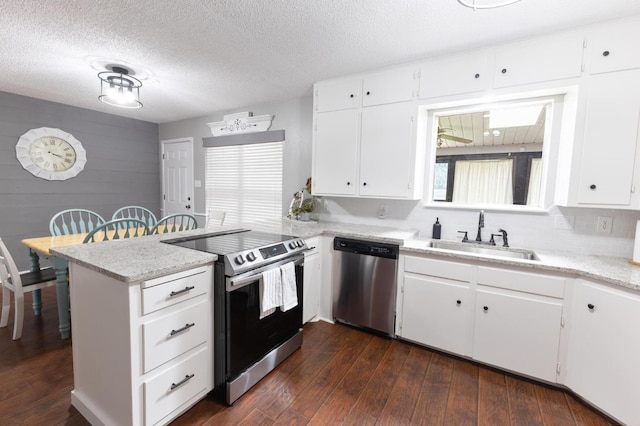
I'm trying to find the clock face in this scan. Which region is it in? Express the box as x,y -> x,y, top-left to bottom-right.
16,127 -> 87,181
29,136 -> 77,172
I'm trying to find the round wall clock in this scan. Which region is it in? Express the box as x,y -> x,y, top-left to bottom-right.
16,127 -> 87,181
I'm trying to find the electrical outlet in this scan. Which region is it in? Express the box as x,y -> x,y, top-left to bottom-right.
597,216 -> 613,234
377,205 -> 388,219
554,215 -> 574,230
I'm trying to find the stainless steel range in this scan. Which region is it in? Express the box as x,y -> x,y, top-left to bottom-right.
162,229 -> 307,404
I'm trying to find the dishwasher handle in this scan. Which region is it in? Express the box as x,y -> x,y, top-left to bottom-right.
333,237 -> 398,259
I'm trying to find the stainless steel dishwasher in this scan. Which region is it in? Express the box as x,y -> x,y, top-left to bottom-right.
332,237 -> 399,337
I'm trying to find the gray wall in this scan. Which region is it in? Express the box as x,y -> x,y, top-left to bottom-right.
0,91 -> 160,269
158,96 -> 314,222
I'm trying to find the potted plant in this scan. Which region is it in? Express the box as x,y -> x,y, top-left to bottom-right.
291,199 -> 314,221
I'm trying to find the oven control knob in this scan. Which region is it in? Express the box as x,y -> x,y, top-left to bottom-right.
296,240 -> 304,247
234,255 -> 245,265
289,242 -> 297,249
246,252 -> 256,262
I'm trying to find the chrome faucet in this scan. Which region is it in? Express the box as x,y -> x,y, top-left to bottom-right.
475,210 -> 484,242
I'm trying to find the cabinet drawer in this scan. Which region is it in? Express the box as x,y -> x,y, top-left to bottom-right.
144,347 -> 209,426
142,267 -> 209,315
362,65 -> 418,106
493,33 -> 584,89
588,18 -> 640,74
419,51 -> 491,99
315,78 -> 362,112
404,255 -> 472,282
143,300 -> 209,373
477,266 -> 565,298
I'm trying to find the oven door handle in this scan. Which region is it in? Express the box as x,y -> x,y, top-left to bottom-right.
228,273 -> 263,290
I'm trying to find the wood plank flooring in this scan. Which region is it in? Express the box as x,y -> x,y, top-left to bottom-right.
0,287 -> 617,425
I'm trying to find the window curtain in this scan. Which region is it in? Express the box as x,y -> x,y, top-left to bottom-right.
527,158 -> 543,206
205,141 -> 283,226
452,159 -> 514,204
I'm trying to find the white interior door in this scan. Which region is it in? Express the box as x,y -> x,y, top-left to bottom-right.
162,138 -> 194,216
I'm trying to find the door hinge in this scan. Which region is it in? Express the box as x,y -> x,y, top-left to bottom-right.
162,153 -> 165,160
583,39 -> 587,48
556,363 -> 561,374
163,194 -> 166,200
631,184 -> 636,193
581,63 -> 585,72
560,316 -> 565,327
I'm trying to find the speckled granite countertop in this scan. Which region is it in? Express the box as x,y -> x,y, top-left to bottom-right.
402,238 -> 640,292
51,219 -> 640,292
51,231 -> 219,283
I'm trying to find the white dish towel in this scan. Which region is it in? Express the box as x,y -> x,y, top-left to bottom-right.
280,262 -> 298,312
260,268 -> 281,319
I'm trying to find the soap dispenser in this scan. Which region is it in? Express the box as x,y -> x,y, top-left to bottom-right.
432,217 -> 441,239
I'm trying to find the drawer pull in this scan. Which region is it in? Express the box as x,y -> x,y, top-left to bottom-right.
170,323 -> 195,336
170,373 -> 195,391
169,286 -> 195,297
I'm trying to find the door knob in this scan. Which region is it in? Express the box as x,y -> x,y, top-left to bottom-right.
185,205 -> 191,209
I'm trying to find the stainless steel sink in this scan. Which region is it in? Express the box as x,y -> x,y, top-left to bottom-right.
428,240 -> 539,261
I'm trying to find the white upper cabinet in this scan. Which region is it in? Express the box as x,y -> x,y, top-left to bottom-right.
493,33 -> 584,89
312,109 -> 359,196
362,65 -> 419,106
359,102 -> 416,198
315,77 -> 362,112
575,69 -> 640,206
588,17 -> 640,75
419,50 -> 492,99
313,67 -> 423,199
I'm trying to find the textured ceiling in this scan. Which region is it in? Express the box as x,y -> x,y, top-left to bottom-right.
2,0 -> 640,124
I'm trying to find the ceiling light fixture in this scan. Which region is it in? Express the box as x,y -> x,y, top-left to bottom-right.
458,0 -> 522,11
98,66 -> 142,109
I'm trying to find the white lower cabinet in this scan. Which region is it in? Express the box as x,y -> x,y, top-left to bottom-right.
400,275 -> 472,356
398,255 -> 565,384
472,289 -> 563,382
69,263 -> 214,426
472,266 -> 565,383
566,279 -> 640,425
303,237 -> 321,323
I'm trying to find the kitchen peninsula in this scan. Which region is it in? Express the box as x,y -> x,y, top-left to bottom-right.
52,220 -> 640,425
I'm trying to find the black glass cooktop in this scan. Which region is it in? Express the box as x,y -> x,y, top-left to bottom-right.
161,229 -> 296,255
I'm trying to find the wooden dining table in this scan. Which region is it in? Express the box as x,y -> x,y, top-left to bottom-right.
21,226 -> 167,339
21,233 -> 88,339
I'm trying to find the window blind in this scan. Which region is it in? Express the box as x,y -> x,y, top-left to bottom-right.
205,141 -> 283,226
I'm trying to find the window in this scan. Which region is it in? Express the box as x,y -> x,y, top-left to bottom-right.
452,159 -> 514,204
205,142 -> 283,226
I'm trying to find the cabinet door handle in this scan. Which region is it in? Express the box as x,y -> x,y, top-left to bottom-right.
346,181 -> 351,186
169,286 -> 195,297
589,184 -> 597,190
363,182 -> 367,186
474,73 -> 480,79
602,50 -> 610,57
170,322 -> 195,336
483,306 -> 489,311
587,303 -> 595,310
456,300 -> 462,305
349,94 -> 354,98
170,374 -> 195,391
366,91 -> 371,95
501,68 -> 507,74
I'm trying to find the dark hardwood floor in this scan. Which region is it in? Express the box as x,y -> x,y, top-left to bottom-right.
0,287 -> 616,425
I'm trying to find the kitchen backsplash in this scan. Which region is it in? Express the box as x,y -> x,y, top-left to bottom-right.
316,197 -> 640,259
